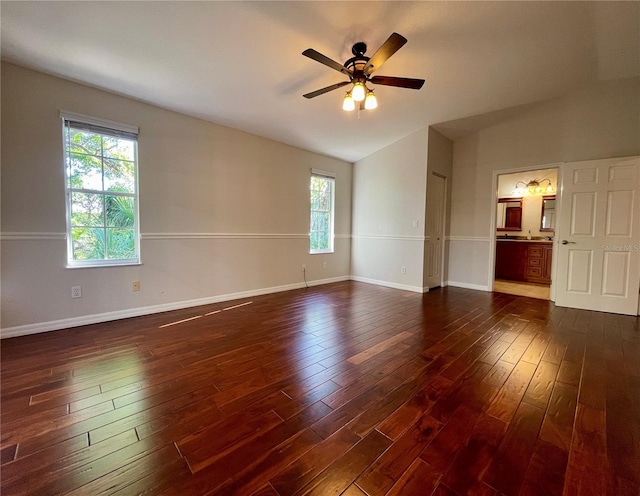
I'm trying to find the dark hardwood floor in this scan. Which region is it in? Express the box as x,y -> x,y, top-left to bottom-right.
1,281 -> 638,495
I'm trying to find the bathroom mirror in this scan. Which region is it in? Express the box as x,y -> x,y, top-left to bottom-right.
541,195 -> 556,231
496,198 -> 523,231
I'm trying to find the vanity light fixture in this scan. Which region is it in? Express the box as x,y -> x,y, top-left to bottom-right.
514,178 -> 554,196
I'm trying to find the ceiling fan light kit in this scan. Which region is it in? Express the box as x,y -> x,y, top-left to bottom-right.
302,32 -> 425,112
351,81 -> 366,102
364,90 -> 378,110
342,91 -> 356,111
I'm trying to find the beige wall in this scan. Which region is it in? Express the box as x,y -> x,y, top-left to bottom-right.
448,78 -> 640,289
1,63 -> 352,335
351,129 -> 428,291
351,127 -> 453,292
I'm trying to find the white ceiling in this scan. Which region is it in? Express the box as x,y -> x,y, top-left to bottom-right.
2,1 -> 639,162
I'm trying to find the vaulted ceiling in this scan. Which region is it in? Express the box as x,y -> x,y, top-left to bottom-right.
2,1 -> 639,162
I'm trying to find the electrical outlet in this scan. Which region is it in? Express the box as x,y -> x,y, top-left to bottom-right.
322,262 -> 327,269
132,281 -> 141,292
302,264 -> 306,272
413,220 -> 419,229
401,266 -> 406,274
71,286 -> 82,299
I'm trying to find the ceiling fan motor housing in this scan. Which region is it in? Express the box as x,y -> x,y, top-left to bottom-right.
345,42 -> 370,75
352,42 -> 367,56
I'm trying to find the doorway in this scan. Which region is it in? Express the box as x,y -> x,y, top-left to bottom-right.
425,172 -> 446,289
492,167 -> 559,301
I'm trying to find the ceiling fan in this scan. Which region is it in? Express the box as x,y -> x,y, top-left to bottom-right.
302,32 -> 425,111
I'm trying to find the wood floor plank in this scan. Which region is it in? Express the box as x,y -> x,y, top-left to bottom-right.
297,429 -> 391,496
111,458 -> 192,496
376,375 -> 451,440
64,443 -> 182,496
485,360 -> 536,423
520,440 -> 568,496
2,430 -> 137,491
346,330 -> 414,365
208,428 -> 322,495
310,373 -> 404,439
385,458 -> 441,496
539,382 -> 579,452
482,401 -> 545,496
563,403 -> 608,495
439,412 -> 508,495
420,404 -> 482,474
170,401 -> 332,494
355,412 -> 442,496
269,426 -> 362,496
178,409 -> 284,474
522,360 -> 560,410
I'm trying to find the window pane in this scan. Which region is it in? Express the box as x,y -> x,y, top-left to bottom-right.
106,228 -> 135,259
71,192 -> 104,227
106,196 -> 135,227
68,128 -> 102,156
104,158 -> 135,192
319,213 -> 329,232
310,231 -> 320,251
102,136 -> 135,161
311,190 -> 322,210
68,153 -> 103,190
71,227 -> 105,260
318,189 -> 330,210
316,231 -> 329,250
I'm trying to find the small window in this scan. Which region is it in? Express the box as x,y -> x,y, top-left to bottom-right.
310,171 -> 335,254
62,113 -> 140,267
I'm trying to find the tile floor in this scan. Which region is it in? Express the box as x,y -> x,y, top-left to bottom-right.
493,279 -> 551,300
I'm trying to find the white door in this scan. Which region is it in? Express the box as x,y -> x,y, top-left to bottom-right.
425,173 -> 446,289
555,156 -> 640,315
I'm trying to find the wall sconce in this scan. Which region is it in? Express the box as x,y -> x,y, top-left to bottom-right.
514,178 -> 554,195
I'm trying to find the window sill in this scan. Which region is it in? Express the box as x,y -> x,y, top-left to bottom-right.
65,261 -> 142,269
310,251 -> 334,255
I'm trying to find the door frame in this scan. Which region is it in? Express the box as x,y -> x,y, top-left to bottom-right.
488,163 -> 564,300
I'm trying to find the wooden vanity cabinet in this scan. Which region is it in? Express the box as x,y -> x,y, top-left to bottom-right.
495,241 -> 552,284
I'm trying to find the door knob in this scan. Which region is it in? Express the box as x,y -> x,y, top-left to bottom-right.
561,240 -> 576,245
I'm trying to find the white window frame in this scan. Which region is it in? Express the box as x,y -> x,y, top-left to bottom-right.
310,169 -> 335,254
61,111 -> 141,268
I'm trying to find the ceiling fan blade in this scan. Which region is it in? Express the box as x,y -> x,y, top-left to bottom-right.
370,75 -> 425,89
303,80 -> 351,99
363,33 -> 407,74
302,49 -> 352,76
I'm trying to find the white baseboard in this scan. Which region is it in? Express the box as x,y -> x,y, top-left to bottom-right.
1,276 -> 350,339
446,281 -> 491,292
350,275 -> 426,294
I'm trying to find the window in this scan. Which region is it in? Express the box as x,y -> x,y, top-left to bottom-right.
310,170 -> 335,254
62,113 -> 140,267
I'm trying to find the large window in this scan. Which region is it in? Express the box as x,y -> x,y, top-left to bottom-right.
310,170 -> 335,254
62,113 -> 140,267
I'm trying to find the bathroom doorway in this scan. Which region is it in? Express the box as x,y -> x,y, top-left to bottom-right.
492,167 -> 559,300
